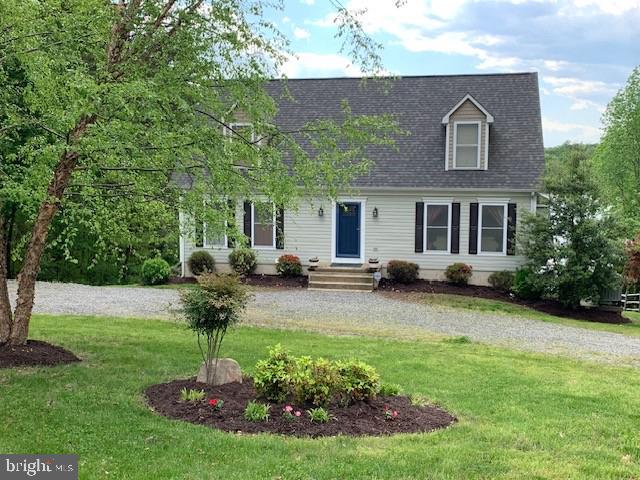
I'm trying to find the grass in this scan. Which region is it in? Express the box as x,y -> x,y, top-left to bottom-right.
414,293 -> 640,337
1,315 -> 639,479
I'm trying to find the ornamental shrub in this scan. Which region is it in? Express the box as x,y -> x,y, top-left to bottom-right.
141,258 -> 171,285
512,267 -> 544,301
244,401 -> 270,422
180,274 -> 250,384
308,407 -> 330,423
229,247 -> 257,276
387,260 -> 419,284
253,345 -> 381,406
276,254 -> 303,277
445,263 -> 473,285
488,270 -> 515,292
188,251 -> 215,276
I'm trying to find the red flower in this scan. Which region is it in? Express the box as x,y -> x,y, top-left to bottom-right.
209,398 -> 218,407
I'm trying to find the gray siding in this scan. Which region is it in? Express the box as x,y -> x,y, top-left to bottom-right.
182,190 -> 533,285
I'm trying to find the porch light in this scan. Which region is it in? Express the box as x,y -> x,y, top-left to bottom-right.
372,207 -> 378,218
318,206 -> 324,217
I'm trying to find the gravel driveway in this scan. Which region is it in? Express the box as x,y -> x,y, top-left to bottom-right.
9,281 -> 640,366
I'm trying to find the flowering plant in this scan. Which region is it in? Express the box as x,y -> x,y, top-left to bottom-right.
383,405 -> 398,421
282,404 -> 302,421
208,398 -> 224,411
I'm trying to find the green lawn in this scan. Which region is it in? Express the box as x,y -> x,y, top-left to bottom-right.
413,293 -> 640,337
2,315 -> 639,479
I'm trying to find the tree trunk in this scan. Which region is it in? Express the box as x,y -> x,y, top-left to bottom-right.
0,211 -> 13,344
9,115 -> 96,345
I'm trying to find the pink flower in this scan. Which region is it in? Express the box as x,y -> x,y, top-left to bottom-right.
392,410 -> 398,418
294,411 -> 301,417
284,405 -> 293,413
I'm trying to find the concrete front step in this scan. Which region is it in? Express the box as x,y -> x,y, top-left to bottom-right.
313,266 -> 367,274
309,273 -> 373,284
308,281 -> 373,291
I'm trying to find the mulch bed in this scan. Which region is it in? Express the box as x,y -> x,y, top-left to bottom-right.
168,275 -> 308,289
145,378 -> 456,438
0,340 -> 80,368
378,279 -> 629,325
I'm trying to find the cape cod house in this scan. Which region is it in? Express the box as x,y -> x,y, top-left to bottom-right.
178,73 -> 544,287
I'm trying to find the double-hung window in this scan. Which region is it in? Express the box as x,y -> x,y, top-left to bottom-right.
454,121 -> 480,169
203,200 -> 228,248
479,204 -> 507,254
252,202 -> 275,248
424,203 -> 451,253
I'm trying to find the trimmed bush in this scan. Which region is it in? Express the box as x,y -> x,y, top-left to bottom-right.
141,258 -> 171,285
488,270 -> 515,292
445,263 -> 473,285
276,254 -> 303,277
387,260 -> 419,284
379,383 -> 401,396
253,344 -> 381,406
229,247 -> 257,276
188,251 -> 215,276
512,267 -> 544,300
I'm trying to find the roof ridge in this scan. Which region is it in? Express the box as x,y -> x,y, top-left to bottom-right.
268,72 -> 537,82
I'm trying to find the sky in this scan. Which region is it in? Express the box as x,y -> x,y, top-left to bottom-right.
269,0 -> 639,147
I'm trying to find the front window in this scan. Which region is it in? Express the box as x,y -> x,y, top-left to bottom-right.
425,203 -> 450,252
227,123 -> 255,143
454,122 -> 480,168
479,204 -> 506,254
252,202 -> 275,248
203,201 -> 228,248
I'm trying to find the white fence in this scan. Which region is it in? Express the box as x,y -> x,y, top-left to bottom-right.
622,293 -> 640,312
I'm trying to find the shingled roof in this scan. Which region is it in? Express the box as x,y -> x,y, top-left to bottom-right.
265,72 -> 544,191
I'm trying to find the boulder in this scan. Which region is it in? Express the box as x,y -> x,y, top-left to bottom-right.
196,358 -> 242,385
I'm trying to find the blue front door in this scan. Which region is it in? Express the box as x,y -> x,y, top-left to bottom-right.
336,202 -> 360,258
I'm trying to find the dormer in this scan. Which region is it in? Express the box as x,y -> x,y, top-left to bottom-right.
442,94 -> 493,171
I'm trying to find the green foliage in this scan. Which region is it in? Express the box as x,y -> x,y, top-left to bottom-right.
179,388 -> 205,403
253,345 -> 380,406
593,66 -> 640,236
229,248 -> 258,276
180,274 -> 250,383
488,271 -> 515,292
307,407 -> 330,423
512,268 -> 544,301
387,260 -> 419,284
276,254 -> 302,277
379,383 -> 401,396
141,258 -> 171,285
519,151 -> 623,308
244,401 -> 270,422
623,234 -> 640,288
188,251 -> 215,276
445,263 -> 473,285
443,336 -> 472,345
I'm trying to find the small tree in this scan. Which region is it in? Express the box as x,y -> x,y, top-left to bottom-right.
180,274 -> 250,384
623,234 -> 640,289
519,150 -> 623,308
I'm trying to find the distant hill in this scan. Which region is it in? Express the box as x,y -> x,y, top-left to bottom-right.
545,142 -> 597,172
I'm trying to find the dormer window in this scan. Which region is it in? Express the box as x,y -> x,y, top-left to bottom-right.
226,123 -> 255,143
453,121 -> 480,169
442,94 -> 493,171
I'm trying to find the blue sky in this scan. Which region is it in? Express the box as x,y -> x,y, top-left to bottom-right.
269,0 -> 639,146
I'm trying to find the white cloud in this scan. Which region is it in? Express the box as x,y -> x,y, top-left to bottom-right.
301,0 -> 315,4
569,98 -> 605,112
568,0 -> 640,15
280,52 -> 363,78
543,76 -> 617,96
542,116 -> 602,143
282,16 -> 291,24
543,60 -> 571,72
293,27 -> 311,40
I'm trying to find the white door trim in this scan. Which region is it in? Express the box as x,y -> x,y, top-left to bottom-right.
331,198 -> 366,264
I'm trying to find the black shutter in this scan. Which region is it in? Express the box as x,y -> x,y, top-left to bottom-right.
227,199 -> 235,248
415,202 -> 424,253
450,202 -> 460,254
195,217 -> 204,248
276,207 -> 284,249
507,203 -> 517,256
243,201 -> 252,245
469,202 -> 479,254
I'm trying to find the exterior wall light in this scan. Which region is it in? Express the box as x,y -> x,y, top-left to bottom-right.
372,207 -> 378,218
318,206 -> 324,217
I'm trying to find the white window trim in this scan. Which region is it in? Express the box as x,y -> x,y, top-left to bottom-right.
478,203 -> 508,256
203,223 -> 227,249
251,202 -> 276,250
453,121 -> 481,170
424,202 -> 451,254
224,122 -> 255,143
330,197 -> 366,265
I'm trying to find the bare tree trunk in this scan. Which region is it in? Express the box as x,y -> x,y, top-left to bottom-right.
0,211 -> 13,344
9,115 -> 96,345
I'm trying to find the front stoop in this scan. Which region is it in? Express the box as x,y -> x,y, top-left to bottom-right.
308,265 -> 375,292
